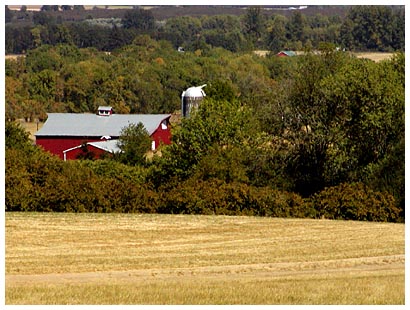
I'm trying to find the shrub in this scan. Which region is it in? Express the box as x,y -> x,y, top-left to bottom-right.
157,179 -> 311,218
253,187 -> 314,218
310,183 -> 400,222
5,149 -> 34,211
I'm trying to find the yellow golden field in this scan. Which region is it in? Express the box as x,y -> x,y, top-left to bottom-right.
5,212 -> 405,304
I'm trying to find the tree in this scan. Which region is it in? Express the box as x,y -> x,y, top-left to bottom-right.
286,11 -> 306,43
116,122 -> 152,166
5,121 -> 33,151
267,15 -> 287,52
279,49 -> 404,200
341,6 -> 401,51
149,98 -> 256,186
392,8 -> 405,51
41,5 -> 59,12
122,8 -> 155,31
33,11 -> 55,26
5,6 -> 14,23
76,142 -> 96,160
278,50 -> 356,196
160,16 -> 202,49
5,76 -> 28,120
323,53 -> 404,181
61,5 -> 72,11
243,6 -> 265,47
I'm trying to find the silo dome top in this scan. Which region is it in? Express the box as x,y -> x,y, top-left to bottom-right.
183,84 -> 207,98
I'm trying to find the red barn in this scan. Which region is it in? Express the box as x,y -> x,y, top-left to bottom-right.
62,140 -> 121,161
276,51 -> 296,57
35,107 -> 171,160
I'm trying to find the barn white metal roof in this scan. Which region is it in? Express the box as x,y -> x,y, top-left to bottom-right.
35,113 -> 171,137
88,140 -> 122,153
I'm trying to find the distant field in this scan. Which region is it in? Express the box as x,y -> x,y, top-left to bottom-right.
355,52 -> 394,62
7,5 -> 134,11
254,50 -> 395,62
5,212 -> 404,305
7,51 -> 394,63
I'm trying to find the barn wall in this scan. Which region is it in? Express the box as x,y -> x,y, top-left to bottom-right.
64,145 -> 109,160
151,123 -> 172,149
36,120 -> 172,159
36,137 -> 103,159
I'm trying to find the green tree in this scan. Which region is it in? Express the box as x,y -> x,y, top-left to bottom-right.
5,121 -> 33,151
61,5 -> 72,11
116,122 -> 152,166
5,6 -> 13,23
278,49 -> 356,196
33,11 -> 55,26
286,11 -> 306,43
205,80 -> 236,102
392,8 -> 405,51
40,5 -> 51,11
122,8 -> 155,31
243,6 -> 265,48
150,98 -> 256,187
267,15 -> 287,52
5,76 -> 28,120
279,50 -> 404,200
340,6 -> 400,51
160,16 -> 202,49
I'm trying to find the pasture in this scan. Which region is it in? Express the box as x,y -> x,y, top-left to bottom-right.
5,212 -> 404,304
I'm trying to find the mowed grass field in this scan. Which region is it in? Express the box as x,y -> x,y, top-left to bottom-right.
5,212 -> 404,305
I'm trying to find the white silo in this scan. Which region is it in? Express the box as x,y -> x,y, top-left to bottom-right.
181,84 -> 206,117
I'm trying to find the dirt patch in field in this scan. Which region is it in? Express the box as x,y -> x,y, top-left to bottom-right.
6,254 -> 404,285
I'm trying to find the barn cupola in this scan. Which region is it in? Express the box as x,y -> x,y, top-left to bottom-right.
98,106 -> 113,116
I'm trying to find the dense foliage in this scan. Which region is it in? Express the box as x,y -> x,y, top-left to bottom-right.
5,6 -> 404,222
6,50 -> 404,222
6,6 -> 405,54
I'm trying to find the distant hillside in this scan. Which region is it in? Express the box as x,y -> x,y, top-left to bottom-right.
7,5 -> 352,24
151,5 -> 352,20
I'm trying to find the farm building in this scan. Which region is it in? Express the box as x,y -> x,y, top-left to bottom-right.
35,107 -> 171,160
276,51 -> 296,57
181,84 -> 206,118
62,139 -> 121,161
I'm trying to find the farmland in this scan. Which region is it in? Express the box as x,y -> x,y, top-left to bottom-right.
5,212 -> 404,304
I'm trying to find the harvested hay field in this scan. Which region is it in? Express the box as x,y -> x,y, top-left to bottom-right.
253,50 -> 395,62
5,213 -> 404,305
354,52 -> 394,62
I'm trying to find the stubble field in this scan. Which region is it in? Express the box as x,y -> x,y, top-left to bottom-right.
5,212 -> 405,305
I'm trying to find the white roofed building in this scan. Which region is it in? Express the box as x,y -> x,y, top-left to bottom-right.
35,107 -> 171,160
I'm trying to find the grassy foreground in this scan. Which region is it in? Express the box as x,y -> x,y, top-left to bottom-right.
5,212 -> 404,305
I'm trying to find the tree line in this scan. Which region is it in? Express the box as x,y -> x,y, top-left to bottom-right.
5,43 -> 404,222
5,6 -> 405,54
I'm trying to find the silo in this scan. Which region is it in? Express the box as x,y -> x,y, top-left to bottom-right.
181,84 -> 206,117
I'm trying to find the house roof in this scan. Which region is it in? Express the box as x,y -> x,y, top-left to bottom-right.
35,113 -> 171,137
277,51 -> 296,57
98,106 -> 113,111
